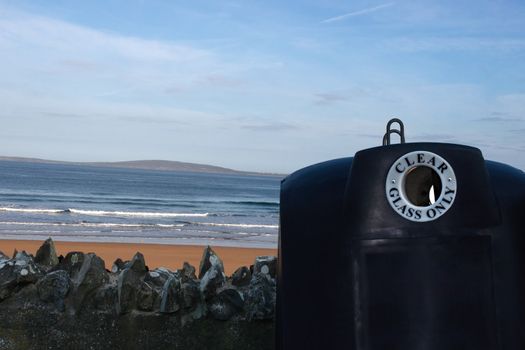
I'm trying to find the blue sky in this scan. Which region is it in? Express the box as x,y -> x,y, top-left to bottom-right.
0,0 -> 524,173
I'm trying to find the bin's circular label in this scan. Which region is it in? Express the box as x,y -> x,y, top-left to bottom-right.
385,151 -> 457,222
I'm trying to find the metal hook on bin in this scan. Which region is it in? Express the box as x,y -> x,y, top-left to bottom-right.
382,118 -> 406,145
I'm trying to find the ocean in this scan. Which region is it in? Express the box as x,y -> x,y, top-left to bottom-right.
0,161 -> 281,248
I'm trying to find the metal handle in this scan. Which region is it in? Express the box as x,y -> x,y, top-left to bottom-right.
382,118 -> 406,145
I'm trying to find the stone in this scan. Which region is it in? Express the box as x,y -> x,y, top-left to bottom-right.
180,261 -> 196,281
116,253 -> 150,314
34,238 -> 59,267
181,278 -> 201,309
136,282 -> 155,311
0,264 -> 18,302
231,266 -> 251,287
117,268 -> 142,314
253,256 -> 277,278
55,251 -> 85,276
198,246 -> 226,300
160,275 -> 181,313
0,246 -> 278,348
111,258 -> 125,273
143,268 -> 176,311
209,288 -> 245,321
144,268 -> 171,288
200,264 -> 225,300
244,273 -> 276,320
14,251 -> 33,264
129,252 -> 147,273
36,270 -> 70,311
198,246 -> 224,279
92,284 -> 118,312
180,302 -> 207,325
0,250 -> 8,261
67,253 -> 109,314
0,253 -> 42,301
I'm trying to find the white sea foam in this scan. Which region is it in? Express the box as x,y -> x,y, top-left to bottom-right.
0,207 -> 64,214
67,208 -> 209,218
0,221 -> 185,228
0,207 -> 208,218
197,222 -> 278,229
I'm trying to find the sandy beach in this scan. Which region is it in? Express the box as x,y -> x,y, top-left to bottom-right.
0,239 -> 277,275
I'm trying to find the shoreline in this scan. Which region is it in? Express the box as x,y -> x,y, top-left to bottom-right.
0,239 -> 277,275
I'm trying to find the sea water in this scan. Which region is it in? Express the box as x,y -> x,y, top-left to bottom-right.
0,161 -> 281,248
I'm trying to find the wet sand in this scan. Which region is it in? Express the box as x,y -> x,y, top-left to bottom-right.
0,239 -> 277,275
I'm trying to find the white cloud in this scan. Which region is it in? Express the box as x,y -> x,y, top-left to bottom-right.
0,4 -> 523,172
385,37 -> 525,53
0,12 -> 209,62
321,2 -> 395,24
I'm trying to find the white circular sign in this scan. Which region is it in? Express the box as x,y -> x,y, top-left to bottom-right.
385,151 -> 457,222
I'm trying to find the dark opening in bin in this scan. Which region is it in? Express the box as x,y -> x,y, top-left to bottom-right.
404,166 -> 442,206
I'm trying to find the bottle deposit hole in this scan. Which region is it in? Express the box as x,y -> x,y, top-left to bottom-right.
403,166 -> 442,207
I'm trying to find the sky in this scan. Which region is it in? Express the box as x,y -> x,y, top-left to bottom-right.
0,0 -> 524,173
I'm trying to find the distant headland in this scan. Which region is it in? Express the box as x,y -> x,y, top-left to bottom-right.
0,156 -> 283,177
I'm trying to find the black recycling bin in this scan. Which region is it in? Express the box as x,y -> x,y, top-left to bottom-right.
277,120 -> 525,350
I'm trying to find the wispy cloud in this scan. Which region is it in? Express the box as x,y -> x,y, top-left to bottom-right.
473,114 -> 524,123
411,133 -> 458,142
202,74 -> 244,88
321,2 -> 395,24
385,37 -> 525,53
314,92 -> 349,105
60,59 -> 103,72
0,15 -> 210,63
241,121 -> 300,132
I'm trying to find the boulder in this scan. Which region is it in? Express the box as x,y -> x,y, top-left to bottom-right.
181,278 -> 201,309
111,258 -> 125,273
208,288 -> 245,321
55,251 -> 85,276
36,270 -> 70,311
117,269 -> 136,314
160,275 -> 181,313
180,261 -> 197,281
129,252 -> 147,273
34,238 -> 59,267
136,281 -> 155,311
0,253 -> 42,301
0,250 -> 8,261
253,256 -> 277,278
244,273 -> 276,320
198,246 -> 224,279
0,252 -> 9,270
231,266 -> 251,287
116,253 -> 150,314
200,263 -> 225,300
92,284 -> 118,312
14,250 -> 33,264
198,246 -> 225,299
144,268 -> 172,288
117,271 -> 142,313
67,253 -> 109,314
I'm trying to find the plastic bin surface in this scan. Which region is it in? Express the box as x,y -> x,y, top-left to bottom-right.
277,142 -> 525,350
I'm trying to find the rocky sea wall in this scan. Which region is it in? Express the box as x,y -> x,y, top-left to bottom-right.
0,239 -> 276,350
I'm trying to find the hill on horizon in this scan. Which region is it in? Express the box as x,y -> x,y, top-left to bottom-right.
0,156 -> 282,176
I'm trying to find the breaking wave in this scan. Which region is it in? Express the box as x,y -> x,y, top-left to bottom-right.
0,207 -> 209,218
196,222 -> 278,229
